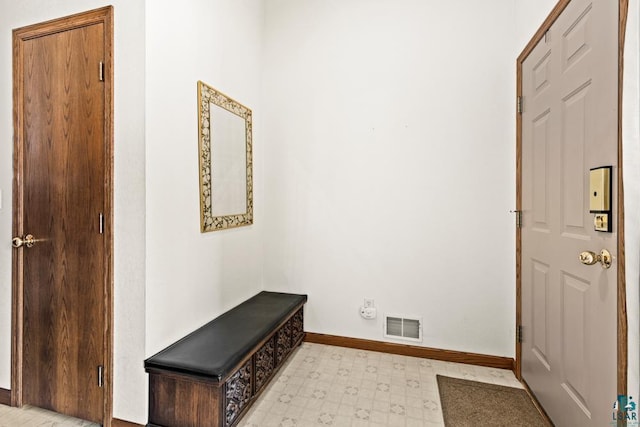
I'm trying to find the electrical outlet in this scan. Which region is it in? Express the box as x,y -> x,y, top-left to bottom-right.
364,298 -> 374,308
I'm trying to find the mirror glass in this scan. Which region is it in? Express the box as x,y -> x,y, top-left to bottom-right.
198,81 -> 253,231
209,104 -> 247,216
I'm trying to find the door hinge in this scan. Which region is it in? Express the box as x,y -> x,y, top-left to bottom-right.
516,325 -> 523,343
98,365 -> 104,388
99,61 -> 104,82
511,210 -> 523,228
99,213 -> 104,234
517,96 -> 523,114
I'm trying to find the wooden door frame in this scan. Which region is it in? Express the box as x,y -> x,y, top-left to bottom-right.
515,0 -> 629,401
11,6 -> 114,426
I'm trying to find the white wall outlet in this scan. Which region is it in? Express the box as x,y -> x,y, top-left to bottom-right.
364,298 -> 374,308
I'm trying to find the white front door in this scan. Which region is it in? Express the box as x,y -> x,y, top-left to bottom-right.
520,0 -> 618,425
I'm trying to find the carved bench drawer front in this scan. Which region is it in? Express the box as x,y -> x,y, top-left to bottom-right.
292,309 -> 304,344
254,337 -> 275,393
276,320 -> 293,366
224,360 -> 252,427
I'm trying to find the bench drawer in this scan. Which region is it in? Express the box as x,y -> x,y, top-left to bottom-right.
254,336 -> 275,394
224,359 -> 252,427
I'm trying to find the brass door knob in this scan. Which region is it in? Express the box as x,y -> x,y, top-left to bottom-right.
12,234 -> 35,248
579,249 -> 612,269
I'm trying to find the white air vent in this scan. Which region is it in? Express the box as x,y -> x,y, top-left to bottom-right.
384,314 -> 422,342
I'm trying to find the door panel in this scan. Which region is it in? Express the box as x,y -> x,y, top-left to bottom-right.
532,111 -> 550,228
561,87 -> 589,231
531,260 -> 550,370
521,0 -> 618,425
561,273 -> 589,400
19,22 -> 105,424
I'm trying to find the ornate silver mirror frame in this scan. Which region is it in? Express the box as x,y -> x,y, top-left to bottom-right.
198,81 -> 253,231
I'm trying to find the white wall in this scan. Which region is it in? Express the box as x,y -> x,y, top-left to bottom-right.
0,0 -> 147,423
261,0 -> 518,357
514,0 -> 558,53
144,0 -> 265,369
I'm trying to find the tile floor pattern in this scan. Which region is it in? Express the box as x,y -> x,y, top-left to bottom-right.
0,342 -> 522,426
239,343 -> 522,427
0,404 -> 98,427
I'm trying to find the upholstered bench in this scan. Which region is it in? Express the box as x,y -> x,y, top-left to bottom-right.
144,291 -> 307,427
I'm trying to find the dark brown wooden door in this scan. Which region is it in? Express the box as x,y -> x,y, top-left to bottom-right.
19,22 -> 106,423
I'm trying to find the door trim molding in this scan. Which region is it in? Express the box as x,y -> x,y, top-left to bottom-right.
11,7 -> 114,426
515,0 -> 629,401
617,0 -> 629,400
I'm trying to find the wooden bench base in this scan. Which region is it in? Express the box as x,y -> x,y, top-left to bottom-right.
145,293 -> 306,427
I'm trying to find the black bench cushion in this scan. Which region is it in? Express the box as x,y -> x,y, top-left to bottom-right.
144,291 -> 307,382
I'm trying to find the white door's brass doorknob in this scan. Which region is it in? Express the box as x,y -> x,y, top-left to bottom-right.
12,234 -> 35,248
579,249 -> 612,269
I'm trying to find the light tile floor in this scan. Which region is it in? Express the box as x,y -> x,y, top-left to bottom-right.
0,342 -> 522,426
238,342 -> 523,427
0,404 -> 98,427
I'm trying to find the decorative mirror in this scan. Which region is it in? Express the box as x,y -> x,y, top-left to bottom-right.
198,81 -> 253,231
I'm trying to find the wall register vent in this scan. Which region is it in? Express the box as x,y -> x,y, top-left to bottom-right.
384,315 -> 422,342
